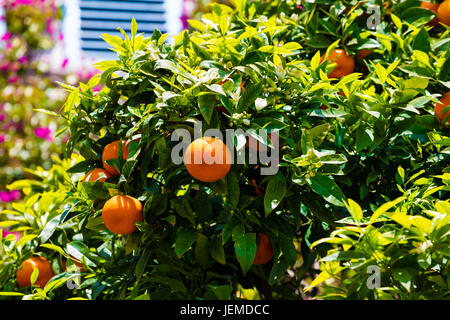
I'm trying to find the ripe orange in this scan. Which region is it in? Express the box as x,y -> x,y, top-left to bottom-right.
434,92 -> 450,125
17,256 -> 55,289
184,137 -> 232,183
321,49 -> 355,79
438,0 -> 450,25
102,140 -> 130,176
253,233 -> 273,265
83,168 -> 113,182
356,49 -> 373,60
102,195 -> 143,235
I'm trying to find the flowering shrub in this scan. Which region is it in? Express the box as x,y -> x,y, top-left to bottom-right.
0,0 -> 66,204
1,0 -> 62,50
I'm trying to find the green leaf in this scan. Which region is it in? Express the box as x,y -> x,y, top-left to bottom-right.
439,49 -> 450,81
188,19 -> 206,32
269,256 -> 289,285
392,269 -> 412,292
198,94 -> 216,125
39,215 -> 62,243
171,197 -> 195,225
207,285 -> 232,300
307,175 -> 345,207
391,13 -> 402,30
345,199 -> 363,223
174,228 -> 197,258
16,234 -> 38,248
30,267 -> 39,287
264,172 -> 287,216
226,170 -> 240,209
67,160 -> 102,174
0,292 -> 25,296
234,233 -> 257,275
66,241 -> 97,267
40,243 -> 68,258
210,236 -> 226,265
309,123 -> 330,148
370,196 -> 406,223
131,18 -> 137,38
413,28 -> 430,52
356,127 -> 374,151
195,233 -> 209,266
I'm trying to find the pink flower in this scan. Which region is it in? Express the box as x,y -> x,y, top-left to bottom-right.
61,57 -> 69,68
14,0 -> 34,5
1,228 -> 21,241
34,126 -> 53,141
0,114 -> 5,122
0,190 -> 21,202
46,19 -> 55,35
0,134 -> 5,144
2,120 -> 23,131
10,190 -> 21,201
59,32 -> 64,41
0,62 -> 9,72
0,191 -> 11,202
297,5 -> 305,11
1,32 -> 11,41
18,56 -> 28,64
7,75 -> 19,83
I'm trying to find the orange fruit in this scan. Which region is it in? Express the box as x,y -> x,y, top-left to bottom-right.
438,0 -> 450,25
321,49 -> 355,79
253,233 -> 273,265
434,92 -> 450,125
421,1 -> 440,26
356,49 -> 373,60
102,140 -> 130,176
184,137 -> 232,183
102,195 -> 143,235
83,168 -> 113,182
17,256 -> 55,289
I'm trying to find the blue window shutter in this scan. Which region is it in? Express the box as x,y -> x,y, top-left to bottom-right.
79,0 -> 168,56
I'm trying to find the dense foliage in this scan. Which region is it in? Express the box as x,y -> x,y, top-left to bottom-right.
1,0 -> 449,300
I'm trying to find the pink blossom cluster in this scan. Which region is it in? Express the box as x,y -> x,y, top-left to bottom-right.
0,228 -> 21,240
181,0 -> 195,30
1,0 -> 55,9
34,126 -> 53,141
0,189 -> 20,202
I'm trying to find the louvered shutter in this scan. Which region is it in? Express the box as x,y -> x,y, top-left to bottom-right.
79,0 -> 168,56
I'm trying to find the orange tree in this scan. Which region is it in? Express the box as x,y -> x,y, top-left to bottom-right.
0,0 -> 449,300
